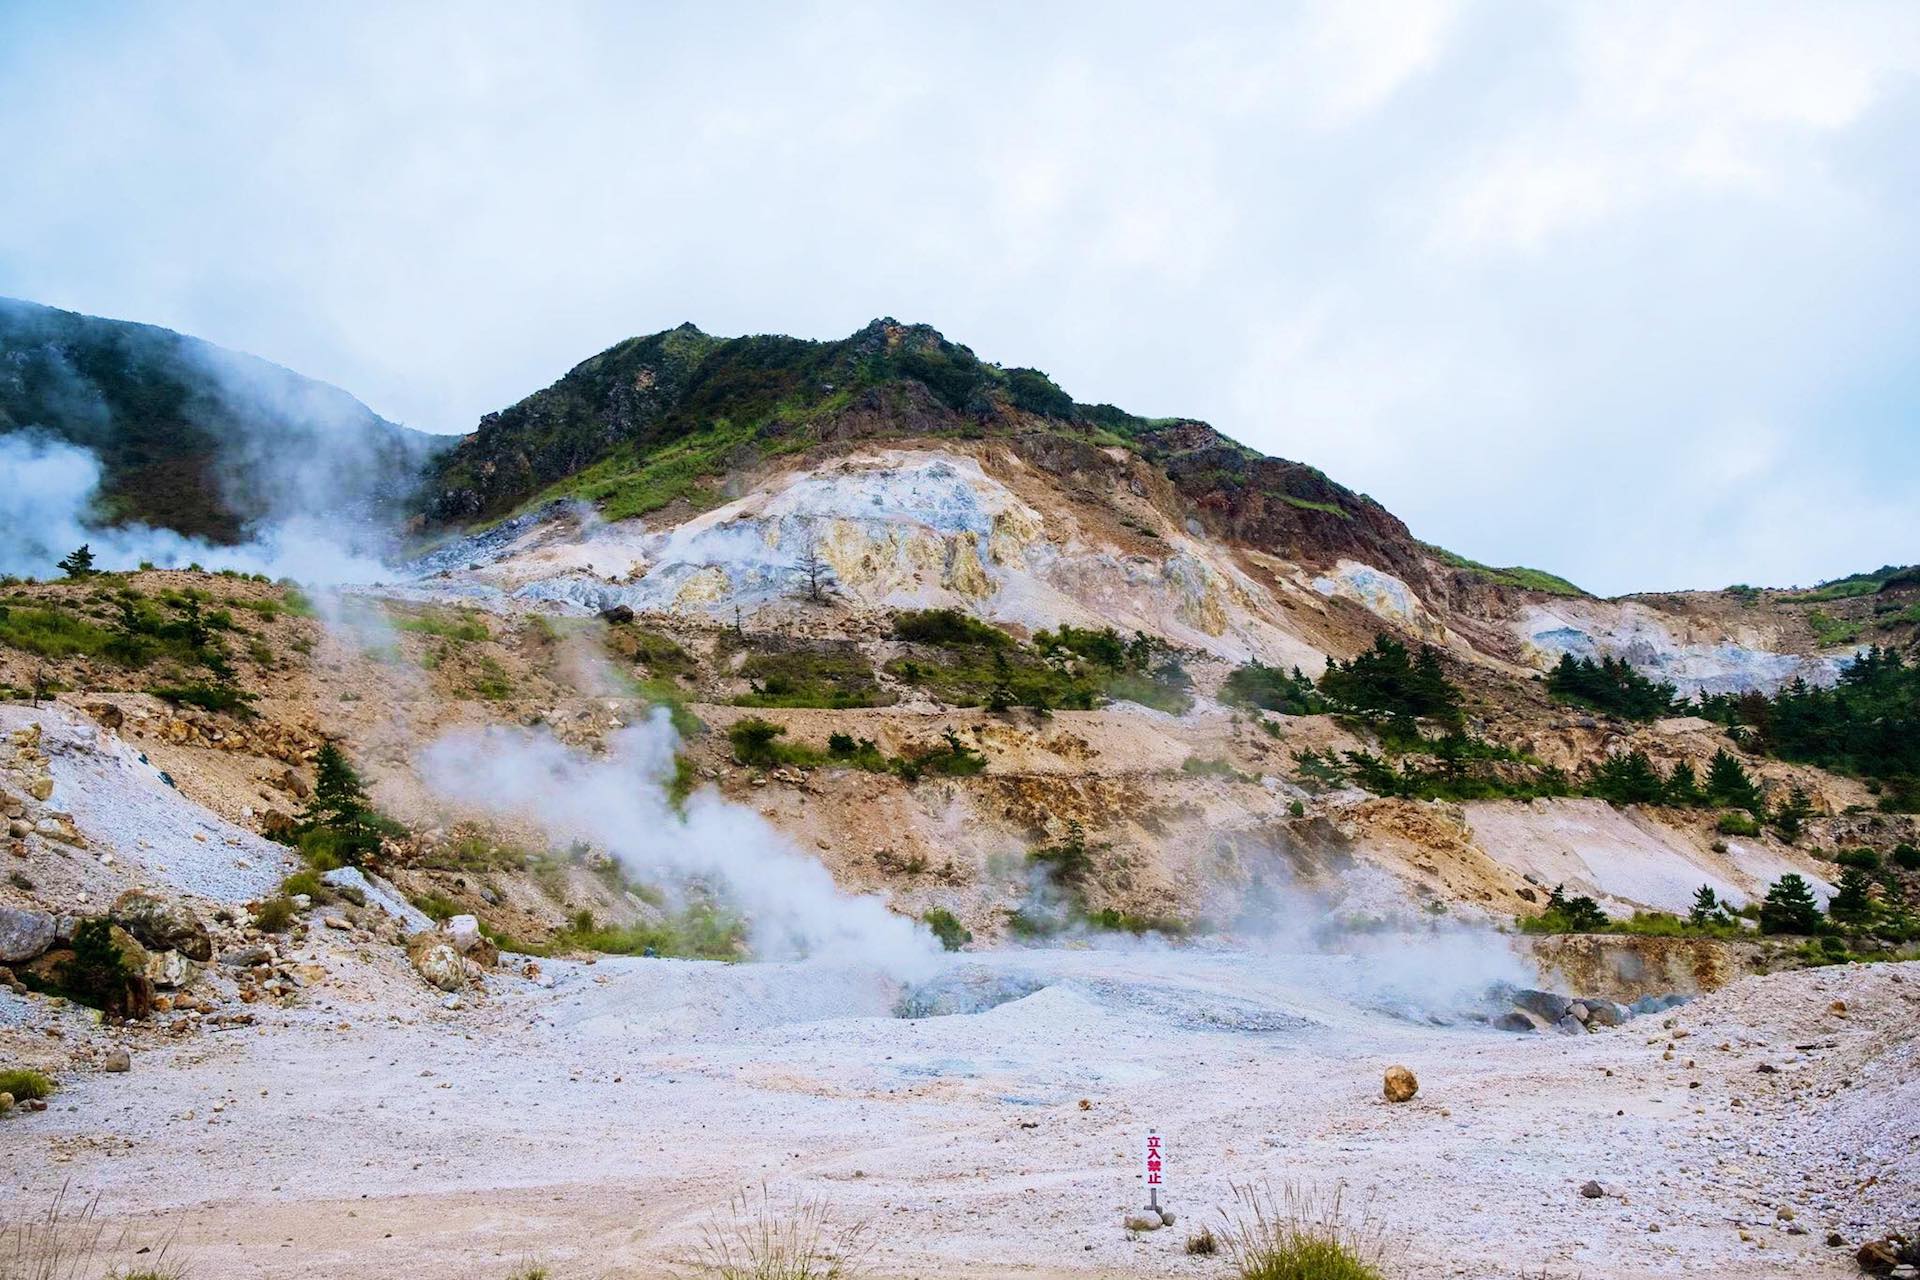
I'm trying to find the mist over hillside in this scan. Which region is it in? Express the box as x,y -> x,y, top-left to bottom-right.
0,297 -> 446,576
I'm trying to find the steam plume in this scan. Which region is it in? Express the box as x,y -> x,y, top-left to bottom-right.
418,710 -> 941,978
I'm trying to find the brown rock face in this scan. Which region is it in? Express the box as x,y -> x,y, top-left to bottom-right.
1383,1064 -> 1419,1103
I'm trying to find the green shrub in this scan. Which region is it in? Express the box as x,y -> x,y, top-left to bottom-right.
253,896 -> 296,932
281,868 -> 327,900
0,1067 -> 55,1100
148,681 -> 257,718
1182,756 -> 1251,782
1716,811 -> 1763,837
728,717 -> 822,768
1318,634 -> 1462,726
1894,843 -> 1920,871
51,918 -> 148,1016
1221,662 -> 1325,715
1835,846 -> 1880,871
1517,883 -> 1609,933
551,902 -> 743,960
892,608 -> 1010,648
922,908 -> 971,952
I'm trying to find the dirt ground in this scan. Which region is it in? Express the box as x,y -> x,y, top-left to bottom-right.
4,939 -> 1914,1280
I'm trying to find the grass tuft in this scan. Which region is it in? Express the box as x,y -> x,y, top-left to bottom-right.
1219,1181 -> 1388,1280
0,1067 -> 55,1101
689,1185 -> 870,1280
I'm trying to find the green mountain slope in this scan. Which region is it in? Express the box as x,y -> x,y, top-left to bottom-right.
0,297 -> 444,541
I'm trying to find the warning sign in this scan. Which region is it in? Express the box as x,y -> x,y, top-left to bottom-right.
1143,1130 -> 1165,1206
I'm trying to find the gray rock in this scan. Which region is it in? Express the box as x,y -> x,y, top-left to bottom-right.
0,905 -> 56,963
218,944 -> 272,968
1580,1180 -> 1605,1199
110,890 -> 211,961
144,949 -> 195,990
1512,988 -> 1573,1022
1494,1010 -> 1540,1033
1552,1014 -> 1587,1036
102,1047 -> 131,1073
1582,999 -> 1631,1027
1124,1213 -> 1162,1232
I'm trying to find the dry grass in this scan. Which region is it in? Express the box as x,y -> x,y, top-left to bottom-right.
1,1183 -> 182,1280
1186,1224 -> 1220,1255
686,1186 -> 870,1280
1218,1181 -> 1389,1280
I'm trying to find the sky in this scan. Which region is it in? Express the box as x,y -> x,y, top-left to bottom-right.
1,1 -> 1916,597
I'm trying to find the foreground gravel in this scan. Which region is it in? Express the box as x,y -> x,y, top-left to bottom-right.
3,937 -> 1913,1279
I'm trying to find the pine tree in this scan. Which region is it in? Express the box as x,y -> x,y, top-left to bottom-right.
1828,867 -> 1876,926
56,544 -> 96,578
1588,749 -> 1665,806
1688,884 -> 1725,928
1770,785 -> 1812,844
1664,760 -> 1703,805
987,648 -> 1014,712
299,742 -> 387,862
1706,748 -> 1764,814
1758,873 -> 1822,935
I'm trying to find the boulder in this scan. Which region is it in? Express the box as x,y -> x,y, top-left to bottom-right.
1855,1239 -> 1899,1275
1383,1065 -> 1418,1103
1551,1014 -> 1587,1036
219,943 -> 272,968
102,1047 -> 131,1073
407,935 -> 466,992
144,949 -> 195,990
599,604 -> 635,624
1583,999 -> 1630,1028
1512,989 -> 1572,1022
1493,1010 -> 1539,1033
110,890 -> 212,961
446,914 -> 482,954
0,905 -> 56,963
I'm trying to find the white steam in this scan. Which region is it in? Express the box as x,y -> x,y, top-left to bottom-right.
0,433 -> 391,584
417,710 -> 941,978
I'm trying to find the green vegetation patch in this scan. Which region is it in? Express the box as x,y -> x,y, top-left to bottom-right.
1805,609 -> 1862,648
734,645 -> 893,709
1425,544 -> 1585,597
1696,646 -> 1919,811
1546,654 -> 1680,721
394,607 -> 491,642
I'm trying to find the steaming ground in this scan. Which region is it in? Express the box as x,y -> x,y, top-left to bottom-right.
5,934 -> 1912,1279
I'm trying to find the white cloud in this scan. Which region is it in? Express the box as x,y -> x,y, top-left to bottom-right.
0,1 -> 1914,596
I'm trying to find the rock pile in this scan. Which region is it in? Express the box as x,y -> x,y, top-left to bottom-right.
3,722 -> 88,862
1486,985 -> 1671,1035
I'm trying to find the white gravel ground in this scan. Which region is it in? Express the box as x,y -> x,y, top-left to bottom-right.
3,936 -> 1913,1280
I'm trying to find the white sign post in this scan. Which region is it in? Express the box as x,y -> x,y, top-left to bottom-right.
1143,1130 -> 1165,1212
